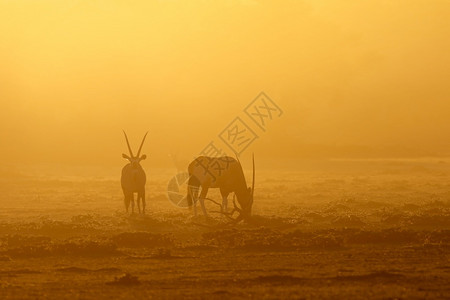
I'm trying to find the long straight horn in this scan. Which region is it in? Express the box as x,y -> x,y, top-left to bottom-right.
123,130 -> 134,157
251,153 -> 255,199
137,131 -> 148,157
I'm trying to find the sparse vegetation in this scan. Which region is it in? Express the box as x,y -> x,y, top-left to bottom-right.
0,163 -> 450,298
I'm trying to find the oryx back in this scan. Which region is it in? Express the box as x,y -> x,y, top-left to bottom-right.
188,156 -> 246,190
121,164 -> 146,193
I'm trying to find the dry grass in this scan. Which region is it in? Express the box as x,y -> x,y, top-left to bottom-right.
0,160 -> 449,298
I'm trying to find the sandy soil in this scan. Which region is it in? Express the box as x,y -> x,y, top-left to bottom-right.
0,160 -> 449,299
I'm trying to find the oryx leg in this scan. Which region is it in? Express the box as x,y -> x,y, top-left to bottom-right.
199,186 -> 209,217
187,176 -> 200,216
193,186 -> 201,216
124,192 -> 132,213
189,186 -> 198,216
131,194 -> 135,214
187,186 -> 198,216
220,189 -> 230,213
141,190 -> 146,214
136,194 -> 141,214
193,196 -> 198,216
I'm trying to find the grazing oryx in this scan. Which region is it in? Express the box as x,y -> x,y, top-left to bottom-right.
121,131 -> 148,214
186,154 -> 255,223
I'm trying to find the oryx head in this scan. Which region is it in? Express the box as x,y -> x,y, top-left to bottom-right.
122,130 -> 148,168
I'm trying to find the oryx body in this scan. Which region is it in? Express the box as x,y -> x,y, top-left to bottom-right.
186,155 -> 254,222
121,131 -> 148,214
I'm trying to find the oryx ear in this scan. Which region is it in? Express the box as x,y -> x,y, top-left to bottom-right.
122,153 -> 131,160
140,154 -> 147,160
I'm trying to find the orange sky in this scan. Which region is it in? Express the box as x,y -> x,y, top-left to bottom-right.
1,0 -> 449,168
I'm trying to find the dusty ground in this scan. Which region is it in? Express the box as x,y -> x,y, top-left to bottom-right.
0,159 -> 449,299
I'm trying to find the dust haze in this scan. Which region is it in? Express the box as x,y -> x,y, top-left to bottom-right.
0,1 -> 449,299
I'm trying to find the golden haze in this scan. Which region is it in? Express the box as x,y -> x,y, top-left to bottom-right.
1,2 -> 450,299
1,0 -> 449,169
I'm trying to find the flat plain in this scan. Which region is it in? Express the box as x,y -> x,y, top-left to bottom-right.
0,159 -> 449,299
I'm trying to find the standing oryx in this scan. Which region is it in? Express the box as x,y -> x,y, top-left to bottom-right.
121,131 -> 148,214
186,154 -> 255,222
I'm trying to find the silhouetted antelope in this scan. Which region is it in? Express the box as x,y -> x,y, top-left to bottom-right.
121,131 -> 148,214
186,154 -> 255,223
